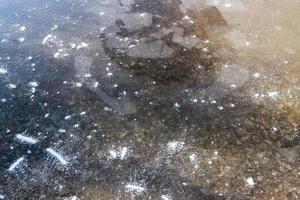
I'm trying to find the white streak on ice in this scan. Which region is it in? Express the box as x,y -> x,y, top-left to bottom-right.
42,34 -> 53,44
167,141 -> 185,154
268,91 -> 279,97
120,147 -> 128,160
125,184 -> 145,193
0,67 -> 7,74
18,26 -> 26,32
29,81 -> 39,87
8,84 -> 16,89
65,115 -> 72,120
46,148 -> 68,165
8,157 -> 25,172
109,150 -> 117,159
16,134 -> 38,145
161,195 -> 172,200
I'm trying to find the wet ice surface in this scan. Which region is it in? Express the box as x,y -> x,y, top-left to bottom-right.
0,0 -> 300,199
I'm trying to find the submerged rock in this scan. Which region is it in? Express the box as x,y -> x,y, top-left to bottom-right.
101,0 -> 227,85
278,145 -> 300,164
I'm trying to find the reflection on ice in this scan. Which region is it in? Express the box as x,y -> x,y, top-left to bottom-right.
74,55 -> 136,115
86,86 -> 137,115
204,64 -> 250,99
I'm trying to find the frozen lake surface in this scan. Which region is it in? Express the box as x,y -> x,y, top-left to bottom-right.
0,0 -> 300,199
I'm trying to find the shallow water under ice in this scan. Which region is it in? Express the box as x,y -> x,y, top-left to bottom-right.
0,0 -> 300,199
